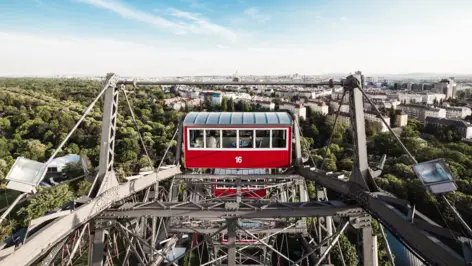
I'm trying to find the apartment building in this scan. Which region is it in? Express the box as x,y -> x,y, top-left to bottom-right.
444,106 -> 472,119
326,112 -> 351,128
280,102 -> 307,120
397,93 -> 424,104
252,100 -> 275,111
422,93 -> 446,104
433,78 -> 457,99
329,101 -> 350,113
425,117 -> 472,139
394,110 -> 408,127
327,112 -> 390,132
397,104 -> 446,123
364,112 -> 391,132
306,101 -> 329,115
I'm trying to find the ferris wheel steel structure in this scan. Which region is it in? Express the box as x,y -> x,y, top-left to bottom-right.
0,72 -> 470,266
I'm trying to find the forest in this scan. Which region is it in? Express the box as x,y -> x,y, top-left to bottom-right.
0,78 -> 471,265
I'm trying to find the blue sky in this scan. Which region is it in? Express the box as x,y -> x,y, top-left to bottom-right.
1,0 -> 472,76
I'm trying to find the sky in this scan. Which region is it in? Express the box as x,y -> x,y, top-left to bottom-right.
1,0 -> 472,77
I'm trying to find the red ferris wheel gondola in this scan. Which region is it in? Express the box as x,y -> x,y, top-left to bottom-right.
183,112 -> 293,169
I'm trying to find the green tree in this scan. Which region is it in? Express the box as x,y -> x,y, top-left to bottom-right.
228,97 -> 235,112
311,124 -> 319,138
221,97 -> 228,111
300,136 -> 314,158
76,180 -> 92,196
365,120 -> 383,138
306,181 -> 316,199
0,219 -> 16,243
331,234 -> 359,266
390,163 -> 415,179
0,118 -> 11,135
203,97 -> 212,111
17,184 -> 74,226
371,133 -> 403,157
338,158 -> 353,171
16,139 -> 47,161
138,155 -> 152,169
62,162 -> 84,178
0,159 -> 8,184
324,158 -> 338,172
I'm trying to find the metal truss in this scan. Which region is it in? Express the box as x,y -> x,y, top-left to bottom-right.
98,200 -> 364,219
1,72 -> 471,266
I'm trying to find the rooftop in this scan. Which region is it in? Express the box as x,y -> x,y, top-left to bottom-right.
425,117 -> 470,128
183,112 -> 292,126
399,104 -> 444,112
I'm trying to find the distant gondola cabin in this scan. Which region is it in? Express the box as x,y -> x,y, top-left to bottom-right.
183,112 -> 292,169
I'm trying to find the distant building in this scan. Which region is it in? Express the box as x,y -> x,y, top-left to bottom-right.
395,110 -> 408,127
224,92 -> 252,102
364,99 -> 400,112
312,89 -> 332,99
186,98 -> 202,107
397,104 -> 446,123
327,112 -> 351,128
383,99 -> 401,110
164,97 -> 185,111
326,111 -> 390,132
252,100 -> 275,111
433,78 -> 457,99
280,102 -> 306,120
306,101 -> 329,115
425,117 -> 472,139
329,101 -> 350,113
364,112 -> 390,132
444,106 -> 472,119
422,93 -> 446,104
365,91 -> 388,100
212,92 -> 222,106
397,93 -> 423,104
164,97 -> 186,110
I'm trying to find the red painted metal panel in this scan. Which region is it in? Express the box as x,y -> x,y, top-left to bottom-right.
214,188 -> 267,198
185,149 -> 290,169
220,239 -> 257,243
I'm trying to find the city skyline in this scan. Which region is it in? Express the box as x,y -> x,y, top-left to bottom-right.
1,0 -> 472,77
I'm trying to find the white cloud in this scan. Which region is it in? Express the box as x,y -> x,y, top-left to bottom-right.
340,16 -> 347,21
243,7 -> 270,23
78,0 -> 237,41
1,30 -> 472,77
167,8 -> 238,41
315,15 -> 323,20
180,0 -> 211,10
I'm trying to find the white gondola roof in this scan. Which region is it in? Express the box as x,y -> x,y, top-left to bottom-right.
183,112 -> 292,126
48,154 -> 80,168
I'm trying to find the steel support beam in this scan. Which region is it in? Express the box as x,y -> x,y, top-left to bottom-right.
99,203 -> 364,219
89,226 -> 107,266
316,185 -> 333,265
297,166 -> 466,266
89,73 -> 119,198
294,114 -> 303,166
346,72 -> 376,266
175,115 -> 184,166
168,226 -> 306,234
118,80 -> 340,86
347,72 -> 369,190
0,167 -> 180,266
227,219 -> 237,266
